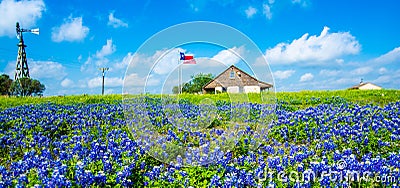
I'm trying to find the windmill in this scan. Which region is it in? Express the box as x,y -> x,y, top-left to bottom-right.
15,22 -> 39,81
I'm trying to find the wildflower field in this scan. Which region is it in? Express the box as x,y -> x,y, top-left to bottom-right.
0,90 -> 399,187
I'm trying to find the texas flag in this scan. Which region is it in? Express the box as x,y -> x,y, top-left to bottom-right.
180,52 -> 196,64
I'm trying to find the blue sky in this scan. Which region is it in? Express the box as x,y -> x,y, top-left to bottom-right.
0,0 -> 399,95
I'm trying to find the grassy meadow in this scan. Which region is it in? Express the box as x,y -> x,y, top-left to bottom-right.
1,89 -> 399,109
0,89 -> 399,187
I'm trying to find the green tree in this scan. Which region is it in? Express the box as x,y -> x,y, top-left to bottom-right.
9,78 -> 46,96
181,73 -> 214,94
0,74 -> 13,95
172,85 -> 180,94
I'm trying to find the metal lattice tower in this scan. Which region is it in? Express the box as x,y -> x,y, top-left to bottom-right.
15,22 -> 39,81
15,22 -> 29,81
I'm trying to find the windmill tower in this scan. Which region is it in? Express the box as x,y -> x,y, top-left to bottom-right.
15,22 -> 39,81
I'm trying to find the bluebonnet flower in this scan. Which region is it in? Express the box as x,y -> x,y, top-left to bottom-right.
1,98 -> 400,187
210,175 -> 223,188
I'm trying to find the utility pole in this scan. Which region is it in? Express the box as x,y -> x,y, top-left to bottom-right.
99,67 -> 109,95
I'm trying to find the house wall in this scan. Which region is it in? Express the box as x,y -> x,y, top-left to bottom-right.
203,65 -> 272,94
215,86 -> 223,93
204,66 -> 260,89
359,83 -> 382,90
244,86 -> 260,93
227,86 -> 239,93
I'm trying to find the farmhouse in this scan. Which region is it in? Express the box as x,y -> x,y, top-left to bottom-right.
202,65 -> 273,94
349,81 -> 382,90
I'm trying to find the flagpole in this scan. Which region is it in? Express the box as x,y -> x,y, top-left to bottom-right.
180,63 -> 182,94
178,52 -> 195,94
178,56 -> 181,94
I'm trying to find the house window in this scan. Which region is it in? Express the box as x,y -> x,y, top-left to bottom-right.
230,70 -> 235,79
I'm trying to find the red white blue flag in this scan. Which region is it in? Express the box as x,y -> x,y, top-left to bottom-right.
180,52 -> 196,64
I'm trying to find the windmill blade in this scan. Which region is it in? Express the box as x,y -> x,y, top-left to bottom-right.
30,28 -> 39,35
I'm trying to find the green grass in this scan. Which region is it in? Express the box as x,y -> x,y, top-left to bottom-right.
0,89 -> 399,110
276,89 -> 400,106
0,94 -> 122,110
0,89 -> 399,187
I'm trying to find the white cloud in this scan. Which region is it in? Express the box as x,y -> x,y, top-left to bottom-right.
369,66 -> 400,87
96,39 -> 116,58
319,69 -> 341,77
4,61 -> 15,76
335,59 -> 344,64
212,46 -> 245,66
124,47 -> 256,94
253,55 -> 272,67
81,56 -> 110,74
187,0 -> 233,12
266,26 -> 360,64
262,3 -> 272,20
230,47 -> 400,91
51,16 -> 89,42
245,6 -> 257,18
113,52 -> 134,71
104,88 -> 115,94
149,49 -> 182,75
61,78 -> 74,88
88,76 -> 123,88
292,0 -> 309,7
333,77 -> 359,85
124,73 -> 159,87
351,67 -> 373,75
189,3 -> 199,12
123,73 -> 162,94
273,70 -> 295,80
378,67 -> 387,74
4,59 -> 67,96
127,53 -> 146,68
29,60 -> 67,80
107,12 -> 128,28
123,48 -> 186,76
269,0 -> 275,4
0,0 -> 45,37
300,73 -> 314,82
373,47 -> 400,64
4,59 -> 67,80
81,39 -> 116,73
373,75 -> 391,84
